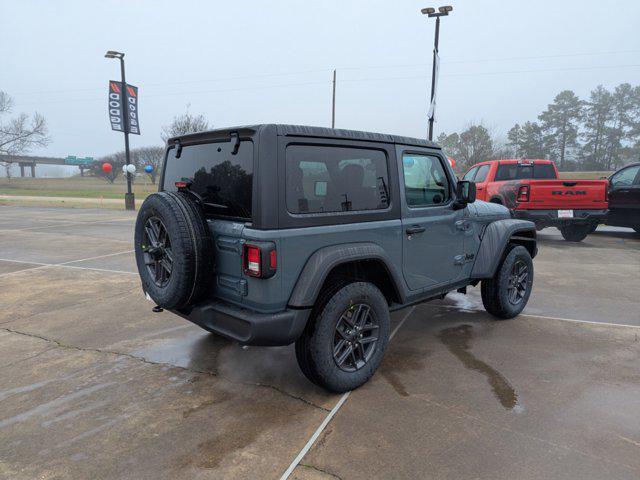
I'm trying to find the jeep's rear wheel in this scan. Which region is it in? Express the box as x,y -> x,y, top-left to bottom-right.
295,282 -> 390,393
481,245 -> 533,319
559,224 -> 592,242
134,191 -> 214,310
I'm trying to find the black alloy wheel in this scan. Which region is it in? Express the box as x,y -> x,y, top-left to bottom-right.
506,259 -> 529,305
333,303 -> 379,372
142,216 -> 173,287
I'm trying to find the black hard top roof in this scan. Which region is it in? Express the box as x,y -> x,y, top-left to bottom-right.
168,124 -> 440,149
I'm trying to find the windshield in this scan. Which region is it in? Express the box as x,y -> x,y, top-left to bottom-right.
162,140 -> 253,221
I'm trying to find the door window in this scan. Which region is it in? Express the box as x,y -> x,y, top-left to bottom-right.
285,145 -> 390,214
611,166 -> 640,187
462,166 -> 478,181
474,164 -> 490,183
402,154 -> 450,207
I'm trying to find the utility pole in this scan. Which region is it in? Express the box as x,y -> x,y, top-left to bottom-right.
105,50 -> 135,210
421,6 -> 452,141
331,69 -> 336,129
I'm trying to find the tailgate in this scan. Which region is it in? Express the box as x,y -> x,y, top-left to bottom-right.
523,180 -> 608,209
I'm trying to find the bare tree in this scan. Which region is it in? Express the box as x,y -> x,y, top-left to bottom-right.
0,91 -> 51,179
134,146 -> 165,184
161,106 -> 210,142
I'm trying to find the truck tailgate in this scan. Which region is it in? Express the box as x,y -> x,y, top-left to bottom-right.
523,180 -> 608,210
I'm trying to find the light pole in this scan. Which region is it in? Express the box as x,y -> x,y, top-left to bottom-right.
105,50 -> 135,210
421,6 -> 452,141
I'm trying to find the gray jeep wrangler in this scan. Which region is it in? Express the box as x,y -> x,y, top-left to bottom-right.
134,125 -> 537,392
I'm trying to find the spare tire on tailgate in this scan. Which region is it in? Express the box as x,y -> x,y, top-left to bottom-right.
134,191 -> 214,309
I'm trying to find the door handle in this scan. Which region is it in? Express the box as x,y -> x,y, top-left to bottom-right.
406,225 -> 426,235
476,186 -> 484,191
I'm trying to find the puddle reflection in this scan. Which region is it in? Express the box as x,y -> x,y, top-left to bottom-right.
438,324 -> 519,410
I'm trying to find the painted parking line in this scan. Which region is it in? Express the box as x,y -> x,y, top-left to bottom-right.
0,217 -> 134,232
520,313 -> 640,329
420,301 -> 640,329
279,305 -> 416,480
0,250 -> 136,278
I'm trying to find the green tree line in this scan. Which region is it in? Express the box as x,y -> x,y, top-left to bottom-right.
438,83 -> 640,172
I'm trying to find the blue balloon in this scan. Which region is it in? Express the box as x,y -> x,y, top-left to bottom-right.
144,165 -> 154,173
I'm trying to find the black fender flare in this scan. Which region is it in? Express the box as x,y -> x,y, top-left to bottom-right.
470,219 -> 537,279
288,242 -> 406,308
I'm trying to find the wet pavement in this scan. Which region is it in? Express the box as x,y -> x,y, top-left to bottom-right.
1,206 -> 639,479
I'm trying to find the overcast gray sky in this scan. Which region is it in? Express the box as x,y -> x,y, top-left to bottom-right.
1,0 -> 639,162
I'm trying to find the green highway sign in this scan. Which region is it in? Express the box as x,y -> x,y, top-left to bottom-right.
64,155 -> 95,166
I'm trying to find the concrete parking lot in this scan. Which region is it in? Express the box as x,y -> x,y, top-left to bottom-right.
1,205 -> 639,480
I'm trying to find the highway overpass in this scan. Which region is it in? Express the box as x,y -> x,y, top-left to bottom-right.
0,155 -> 93,177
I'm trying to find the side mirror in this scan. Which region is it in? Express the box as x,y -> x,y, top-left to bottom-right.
454,180 -> 476,209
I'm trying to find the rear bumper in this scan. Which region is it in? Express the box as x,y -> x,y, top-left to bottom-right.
513,209 -> 608,228
173,300 -> 310,346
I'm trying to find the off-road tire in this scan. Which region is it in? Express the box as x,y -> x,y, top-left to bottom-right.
134,191 -> 214,309
295,282 -> 390,393
481,245 -> 533,320
559,224 -> 592,242
633,226 -> 640,234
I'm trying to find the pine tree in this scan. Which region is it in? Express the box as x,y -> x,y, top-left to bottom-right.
538,90 -> 582,170
581,85 -> 613,170
519,122 -> 549,159
506,123 -> 523,158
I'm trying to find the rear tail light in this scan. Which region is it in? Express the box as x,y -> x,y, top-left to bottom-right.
517,185 -> 530,202
243,243 -> 277,279
245,246 -> 261,276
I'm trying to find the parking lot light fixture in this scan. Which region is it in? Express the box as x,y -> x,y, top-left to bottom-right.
421,6 -> 453,140
105,50 -> 124,59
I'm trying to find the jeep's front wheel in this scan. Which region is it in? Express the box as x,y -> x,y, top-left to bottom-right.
295,282 -> 390,393
481,245 -> 533,319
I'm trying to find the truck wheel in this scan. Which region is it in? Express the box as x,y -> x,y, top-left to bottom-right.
559,224 -> 592,242
295,282 -> 390,393
633,226 -> 640,234
481,245 -> 533,320
134,191 -> 214,310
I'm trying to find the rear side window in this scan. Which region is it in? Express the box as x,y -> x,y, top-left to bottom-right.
162,140 -> 253,220
474,164 -> 490,182
402,154 -> 450,207
286,145 -> 390,214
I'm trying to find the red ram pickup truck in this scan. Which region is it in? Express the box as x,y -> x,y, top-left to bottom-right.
462,159 -> 608,241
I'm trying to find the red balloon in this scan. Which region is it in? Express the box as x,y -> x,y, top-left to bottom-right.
102,162 -> 113,173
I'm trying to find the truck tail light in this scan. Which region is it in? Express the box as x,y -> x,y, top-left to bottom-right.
517,185 -> 530,202
243,243 -> 277,279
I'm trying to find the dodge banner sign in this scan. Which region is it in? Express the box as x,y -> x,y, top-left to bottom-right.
108,81 -> 140,135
